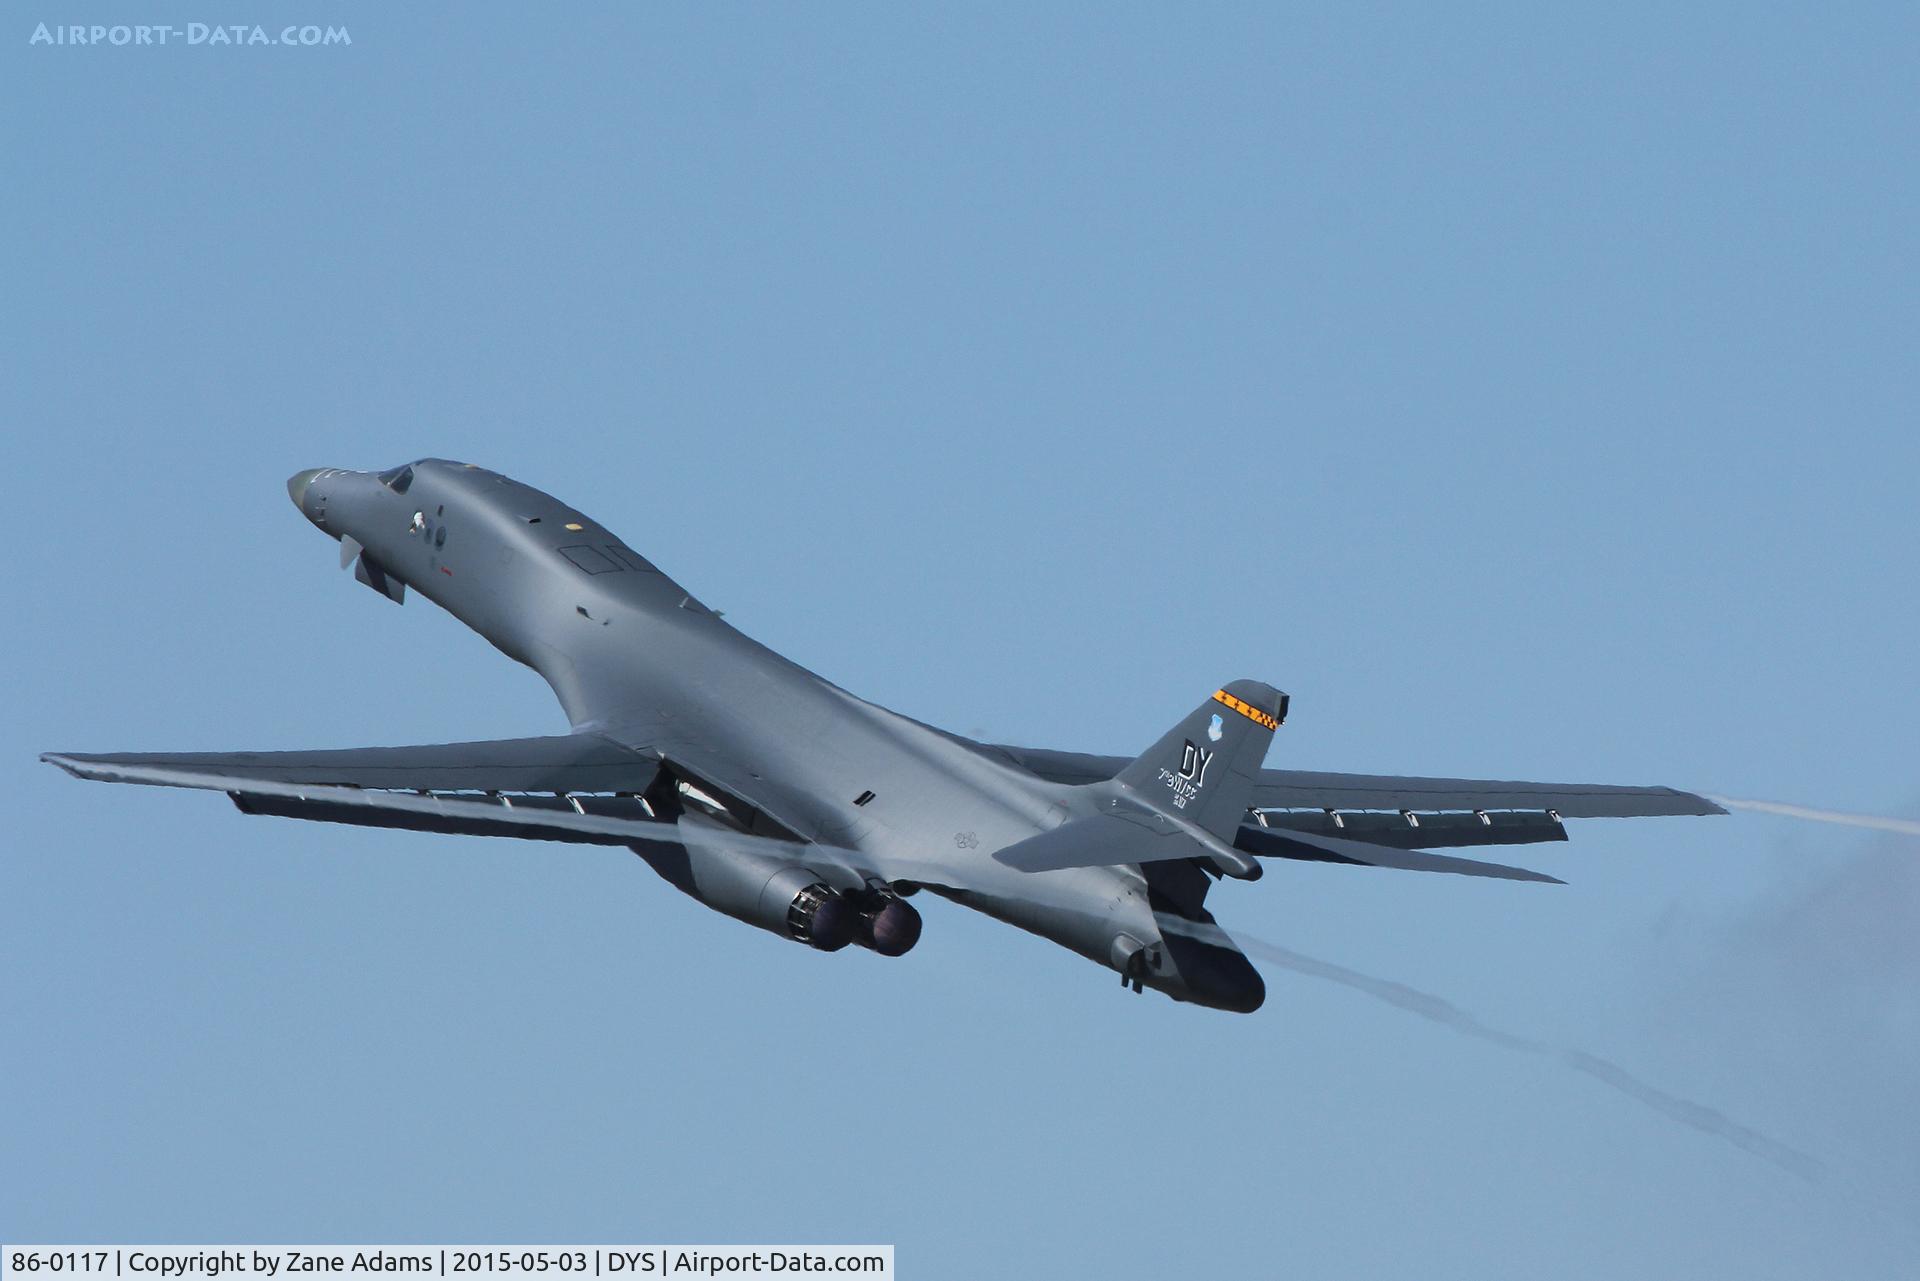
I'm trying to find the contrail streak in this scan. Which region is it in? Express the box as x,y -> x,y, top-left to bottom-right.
1230,931 -> 1823,1182
1707,797 -> 1920,837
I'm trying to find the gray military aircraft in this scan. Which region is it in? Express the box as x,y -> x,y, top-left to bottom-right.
43,461 -> 1723,1012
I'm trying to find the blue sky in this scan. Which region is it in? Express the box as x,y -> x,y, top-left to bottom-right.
3,4 -> 1916,1276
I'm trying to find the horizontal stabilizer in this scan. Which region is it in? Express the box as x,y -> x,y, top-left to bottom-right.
994,812 -> 1212,874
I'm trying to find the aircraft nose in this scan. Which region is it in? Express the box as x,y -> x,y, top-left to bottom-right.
287,468 -> 323,511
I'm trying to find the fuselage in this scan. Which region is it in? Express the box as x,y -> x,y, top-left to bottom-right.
288,459 -> 1263,1011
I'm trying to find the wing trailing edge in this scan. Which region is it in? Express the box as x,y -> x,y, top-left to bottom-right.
1232,823 -> 1565,883
989,810 -> 1565,883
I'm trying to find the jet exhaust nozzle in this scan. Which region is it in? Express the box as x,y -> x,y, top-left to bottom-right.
790,883 -> 854,952
855,896 -> 922,957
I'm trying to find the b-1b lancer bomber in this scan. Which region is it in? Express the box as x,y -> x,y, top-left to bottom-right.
43,460 -> 1724,1012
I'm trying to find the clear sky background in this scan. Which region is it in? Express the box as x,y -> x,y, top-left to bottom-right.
4,5 -> 1916,1277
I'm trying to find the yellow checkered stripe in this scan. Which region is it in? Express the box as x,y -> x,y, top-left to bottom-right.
1213,689 -> 1280,731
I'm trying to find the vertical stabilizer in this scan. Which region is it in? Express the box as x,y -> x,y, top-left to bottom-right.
1114,680 -> 1288,842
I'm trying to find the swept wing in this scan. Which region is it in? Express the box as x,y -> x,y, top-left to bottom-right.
40,739 -> 959,893
983,744 -> 1722,827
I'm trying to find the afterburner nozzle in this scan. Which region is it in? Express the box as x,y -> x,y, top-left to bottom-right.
859,897 -> 923,956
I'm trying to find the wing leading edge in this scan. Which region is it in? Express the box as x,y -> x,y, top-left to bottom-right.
42,733 -> 656,794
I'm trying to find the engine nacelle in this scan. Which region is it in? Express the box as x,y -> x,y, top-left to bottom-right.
636,840 -> 854,951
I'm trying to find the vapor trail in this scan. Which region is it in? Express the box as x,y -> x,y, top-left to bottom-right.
1230,931 -> 1823,1182
1707,797 -> 1920,837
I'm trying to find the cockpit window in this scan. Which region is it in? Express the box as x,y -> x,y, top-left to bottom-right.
559,545 -> 622,575
605,544 -> 659,573
378,464 -> 415,494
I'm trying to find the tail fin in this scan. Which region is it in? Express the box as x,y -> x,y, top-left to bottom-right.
1115,680 -> 1289,842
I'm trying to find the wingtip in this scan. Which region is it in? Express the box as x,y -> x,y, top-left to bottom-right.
1687,790 -> 1732,816
40,752 -> 88,779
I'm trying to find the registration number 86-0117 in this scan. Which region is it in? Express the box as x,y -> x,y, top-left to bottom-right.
11,1257 -> 114,1275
